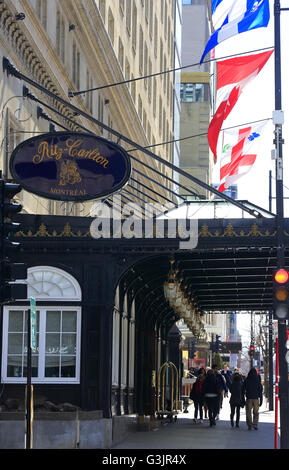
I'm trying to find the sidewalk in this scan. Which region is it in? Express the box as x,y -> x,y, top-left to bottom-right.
112,398 -> 277,449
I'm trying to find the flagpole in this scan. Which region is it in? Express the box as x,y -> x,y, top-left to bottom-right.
274,0 -> 289,449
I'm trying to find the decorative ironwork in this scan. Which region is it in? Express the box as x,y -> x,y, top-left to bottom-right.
14,222 -> 278,239
15,222 -> 90,238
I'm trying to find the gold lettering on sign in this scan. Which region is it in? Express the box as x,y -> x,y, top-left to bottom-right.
32,138 -> 110,168
33,142 -> 64,164
50,187 -> 86,196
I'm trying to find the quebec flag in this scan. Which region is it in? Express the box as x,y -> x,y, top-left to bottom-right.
200,0 -> 270,64
218,121 -> 268,192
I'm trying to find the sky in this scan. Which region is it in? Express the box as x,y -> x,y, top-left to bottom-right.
237,313 -> 252,346
206,1 -> 285,341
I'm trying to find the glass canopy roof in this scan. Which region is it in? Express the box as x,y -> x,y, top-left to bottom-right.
157,199 -> 274,220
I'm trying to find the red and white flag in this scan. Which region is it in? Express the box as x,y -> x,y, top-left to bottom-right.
218,121 -> 268,192
208,50 -> 273,163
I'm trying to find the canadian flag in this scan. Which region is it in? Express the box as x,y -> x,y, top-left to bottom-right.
218,121 -> 268,192
209,50 -> 273,163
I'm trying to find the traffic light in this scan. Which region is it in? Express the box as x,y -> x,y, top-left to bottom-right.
0,259 -> 27,302
1,181 -> 22,250
249,344 -> 255,358
215,335 -> 222,353
0,180 -> 27,303
272,268 -> 289,319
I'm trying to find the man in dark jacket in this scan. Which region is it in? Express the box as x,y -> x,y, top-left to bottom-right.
221,364 -> 233,388
242,367 -> 263,430
212,364 -> 228,419
202,369 -> 220,427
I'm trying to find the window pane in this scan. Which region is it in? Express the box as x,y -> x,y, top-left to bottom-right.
186,84 -> 194,102
46,311 -> 61,332
61,356 -> 76,378
195,84 -> 204,102
8,311 -> 23,332
180,83 -> 209,102
180,83 -> 192,102
8,334 -> 23,354
45,356 -> 60,377
7,356 -> 22,377
46,333 -> 60,353
32,355 -> 39,377
62,311 -> 77,332
62,334 -> 76,355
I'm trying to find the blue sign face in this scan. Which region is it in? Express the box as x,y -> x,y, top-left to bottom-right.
10,132 -> 131,201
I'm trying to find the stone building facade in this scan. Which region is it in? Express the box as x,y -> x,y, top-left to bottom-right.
0,0 -> 179,216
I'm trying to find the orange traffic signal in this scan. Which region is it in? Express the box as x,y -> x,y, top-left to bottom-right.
275,287 -> 289,301
273,268 -> 289,319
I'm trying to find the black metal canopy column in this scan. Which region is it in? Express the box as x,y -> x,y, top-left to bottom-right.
117,280 -> 125,416
268,311 -> 274,411
274,0 -> 289,449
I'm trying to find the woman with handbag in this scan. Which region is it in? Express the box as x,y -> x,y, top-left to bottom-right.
229,373 -> 244,428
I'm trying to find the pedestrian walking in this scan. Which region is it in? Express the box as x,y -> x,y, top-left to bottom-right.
187,367 -> 195,378
229,373 -> 245,428
242,367 -> 263,431
222,364 -> 233,388
202,369 -> 220,427
212,364 -> 228,419
233,367 -> 241,378
203,367 -> 211,418
190,367 -> 206,423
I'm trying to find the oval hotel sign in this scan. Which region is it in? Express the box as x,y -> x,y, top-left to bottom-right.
10,132 -> 131,202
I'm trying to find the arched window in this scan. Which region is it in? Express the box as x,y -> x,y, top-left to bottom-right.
27,266 -> 81,301
1,267 -> 81,384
